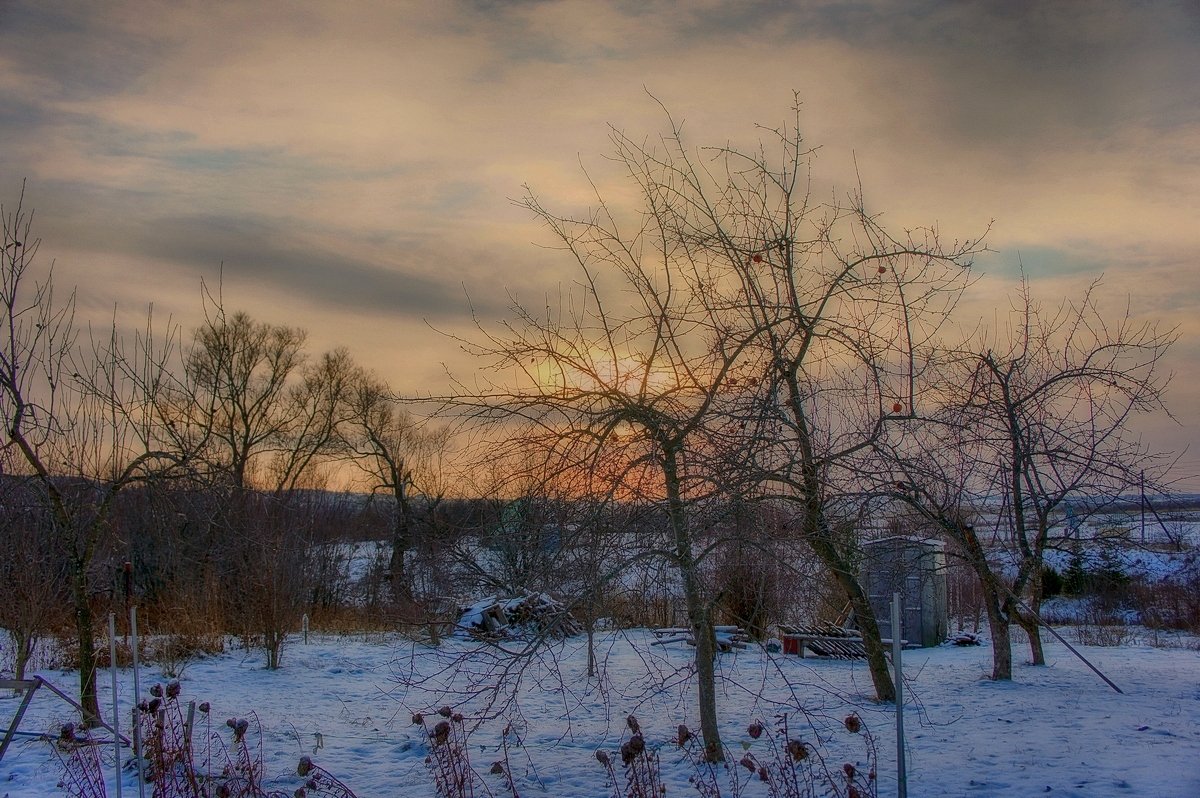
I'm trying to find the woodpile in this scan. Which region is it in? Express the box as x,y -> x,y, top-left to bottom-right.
455,593 -> 583,640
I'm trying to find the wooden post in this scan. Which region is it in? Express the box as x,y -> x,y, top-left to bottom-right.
0,679 -> 40,764
131,606 -> 146,798
893,592 -> 907,798
108,614 -> 123,798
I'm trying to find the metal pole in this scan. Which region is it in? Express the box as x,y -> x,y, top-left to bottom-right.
893,592 -> 907,798
107,614 -> 122,798
1140,470 -> 1146,543
130,606 -> 146,798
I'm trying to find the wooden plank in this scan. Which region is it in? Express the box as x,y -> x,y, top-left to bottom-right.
27,677 -> 131,746
0,680 -> 40,690
0,678 -> 40,763
649,635 -> 692,647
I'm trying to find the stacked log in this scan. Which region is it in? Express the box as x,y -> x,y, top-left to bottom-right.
455,593 -> 583,640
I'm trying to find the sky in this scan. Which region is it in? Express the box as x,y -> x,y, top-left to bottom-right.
1,0 -> 1198,489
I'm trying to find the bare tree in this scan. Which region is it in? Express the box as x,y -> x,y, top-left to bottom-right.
343,369 -> 449,602
175,291 -> 355,494
1,187 -> 190,722
879,277 -> 1175,679
451,96 -> 985,752
455,182 -> 752,760
585,98 -> 982,703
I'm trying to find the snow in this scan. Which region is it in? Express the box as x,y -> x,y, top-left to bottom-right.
1044,542 -> 1200,584
3,631 -> 1198,797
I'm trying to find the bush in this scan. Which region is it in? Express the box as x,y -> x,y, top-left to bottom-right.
1128,573 -> 1200,633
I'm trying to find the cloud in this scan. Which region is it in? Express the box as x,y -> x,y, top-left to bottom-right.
1,0 -> 1197,483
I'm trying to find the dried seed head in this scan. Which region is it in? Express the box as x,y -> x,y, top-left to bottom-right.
619,741 -> 634,766
676,724 -> 691,746
747,721 -> 764,739
293,789 -> 306,798
198,702 -> 210,714
740,755 -> 755,772
59,723 -> 75,741
626,715 -> 640,734
848,787 -> 861,798
758,767 -> 769,782
490,761 -> 504,775
234,718 -> 249,739
844,714 -> 862,734
216,786 -> 230,798
786,739 -> 809,762
226,718 -> 237,729
149,684 -> 163,698
437,706 -> 452,718
432,720 -> 450,746
451,712 -> 464,723
166,681 -> 181,699
297,756 -> 314,777
628,733 -> 645,756
843,763 -> 856,779
147,698 -> 162,714
595,750 -> 610,766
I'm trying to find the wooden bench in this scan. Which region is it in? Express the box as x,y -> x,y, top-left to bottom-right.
651,625 -> 751,652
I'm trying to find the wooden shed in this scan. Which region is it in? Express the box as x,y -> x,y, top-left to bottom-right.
860,536 -> 948,648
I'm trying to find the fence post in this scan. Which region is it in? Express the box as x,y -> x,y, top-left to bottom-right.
893,592 -> 907,798
108,614 -> 123,798
130,606 -> 146,798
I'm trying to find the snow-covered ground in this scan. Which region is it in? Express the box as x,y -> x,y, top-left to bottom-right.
2,630 -> 1198,797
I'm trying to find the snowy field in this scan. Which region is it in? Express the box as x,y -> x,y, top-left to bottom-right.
3,631 -> 1198,797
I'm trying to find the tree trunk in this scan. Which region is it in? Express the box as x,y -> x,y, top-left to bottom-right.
1019,573 -> 1046,665
662,443 -> 723,762
680,569 -> 722,761
806,535 -> 895,702
265,629 -> 283,670
389,507 -> 412,604
585,618 -> 597,679
983,595 -> 1012,681
838,566 -> 895,702
1015,607 -> 1045,666
955,524 -> 1014,680
71,565 -> 102,726
11,629 -> 35,682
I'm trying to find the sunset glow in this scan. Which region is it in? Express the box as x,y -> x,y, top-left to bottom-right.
2,1 -> 1196,487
